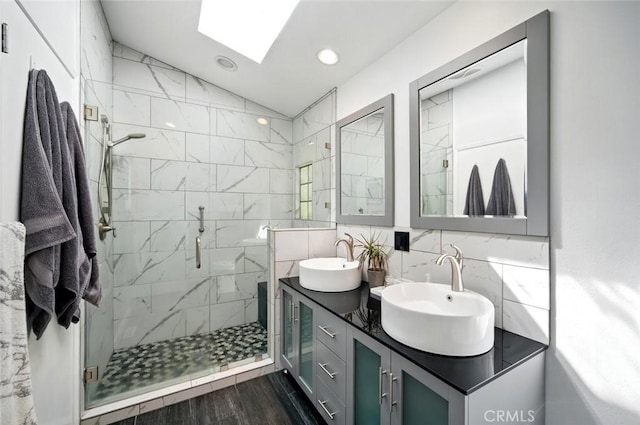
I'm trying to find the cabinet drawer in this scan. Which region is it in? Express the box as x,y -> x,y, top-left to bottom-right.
316,341 -> 346,402
316,376 -> 346,425
316,307 -> 347,359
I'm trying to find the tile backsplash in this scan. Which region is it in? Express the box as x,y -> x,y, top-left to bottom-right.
268,225 -> 550,346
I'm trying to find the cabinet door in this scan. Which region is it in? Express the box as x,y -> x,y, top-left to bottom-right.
390,353 -> 465,425
297,299 -> 315,396
281,288 -> 296,372
346,328 -> 392,425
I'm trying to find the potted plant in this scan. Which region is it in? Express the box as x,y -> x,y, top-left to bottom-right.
355,232 -> 389,287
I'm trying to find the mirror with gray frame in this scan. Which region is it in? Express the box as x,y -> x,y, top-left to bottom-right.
336,94 -> 394,226
410,10 -> 549,236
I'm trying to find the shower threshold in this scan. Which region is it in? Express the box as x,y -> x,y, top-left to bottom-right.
87,321 -> 268,408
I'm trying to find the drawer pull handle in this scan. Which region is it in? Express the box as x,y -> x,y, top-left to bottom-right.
318,325 -> 336,338
318,399 -> 336,420
390,372 -> 398,410
318,362 -> 337,379
378,367 -> 387,405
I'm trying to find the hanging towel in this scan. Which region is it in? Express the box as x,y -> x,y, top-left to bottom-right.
60,101 -> 101,324
21,69 -> 76,338
0,222 -> 39,425
463,164 -> 485,216
486,158 -> 516,216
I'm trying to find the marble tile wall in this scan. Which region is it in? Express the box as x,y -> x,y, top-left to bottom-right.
292,92 -> 336,228
109,42 -> 294,350
268,228 -> 337,369
337,223 -> 550,344
80,0 -> 115,402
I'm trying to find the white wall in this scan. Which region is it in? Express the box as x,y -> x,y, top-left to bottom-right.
17,0 -> 79,77
0,1 -> 81,424
337,1 -> 640,424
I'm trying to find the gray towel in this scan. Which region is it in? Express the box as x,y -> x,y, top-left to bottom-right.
463,165 -> 485,216
61,102 -> 101,323
21,69 -> 76,338
0,222 -> 38,425
486,158 -> 516,216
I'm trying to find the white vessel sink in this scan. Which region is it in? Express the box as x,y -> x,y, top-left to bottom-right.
299,258 -> 361,292
381,282 -> 494,357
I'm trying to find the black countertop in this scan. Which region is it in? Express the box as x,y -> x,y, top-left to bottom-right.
280,277 -> 547,395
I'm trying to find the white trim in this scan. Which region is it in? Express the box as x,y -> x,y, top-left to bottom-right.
81,358 -> 274,420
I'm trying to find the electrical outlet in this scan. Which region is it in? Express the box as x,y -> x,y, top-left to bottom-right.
394,231 -> 410,252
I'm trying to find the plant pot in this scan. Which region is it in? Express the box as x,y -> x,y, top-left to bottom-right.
367,269 -> 386,288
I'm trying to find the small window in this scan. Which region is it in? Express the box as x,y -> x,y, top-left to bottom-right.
299,164 -> 313,220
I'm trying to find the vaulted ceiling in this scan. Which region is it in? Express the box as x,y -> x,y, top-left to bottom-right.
101,0 -> 454,117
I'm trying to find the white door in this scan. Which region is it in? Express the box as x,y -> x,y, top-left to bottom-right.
0,2 -> 80,424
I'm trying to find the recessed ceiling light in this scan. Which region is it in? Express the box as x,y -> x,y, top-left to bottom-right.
215,55 -> 238,71
317,49 -> 339,65
256,117 -> 268,125
199,0 -> 300,64
165,122 -> 176,128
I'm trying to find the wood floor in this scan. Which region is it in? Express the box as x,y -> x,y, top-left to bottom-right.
111,371 -> 325,425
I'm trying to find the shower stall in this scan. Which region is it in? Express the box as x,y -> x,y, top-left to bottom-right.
82,43 -> 290,408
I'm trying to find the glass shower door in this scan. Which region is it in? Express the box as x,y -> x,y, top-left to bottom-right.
83,74 -> 271,406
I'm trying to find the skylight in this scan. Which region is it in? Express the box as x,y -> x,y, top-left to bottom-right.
198,0 -> 300,64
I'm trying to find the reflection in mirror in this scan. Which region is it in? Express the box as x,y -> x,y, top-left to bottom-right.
336,94 -> 394,226
340,110 -> 385,216
410,10 -> 548,236
420,40 -> 526,218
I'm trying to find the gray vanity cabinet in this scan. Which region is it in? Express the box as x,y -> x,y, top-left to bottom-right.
346,327 -> 464,425
314,307 -> 349,425
389,353 -> 466,425
280,281 -> 545,425
280,286 -> 316,399
346,327 -> 392,425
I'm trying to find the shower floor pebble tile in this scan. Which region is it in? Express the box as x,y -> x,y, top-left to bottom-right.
92,322 -> 268,403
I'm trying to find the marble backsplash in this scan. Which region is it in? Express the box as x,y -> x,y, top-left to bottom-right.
267,224 -> 549,347
337,223 -> 550,344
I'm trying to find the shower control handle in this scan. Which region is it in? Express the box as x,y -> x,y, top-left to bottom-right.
198,206 -> 205,233
98,219 -> 116,240
195,236 -> 201,269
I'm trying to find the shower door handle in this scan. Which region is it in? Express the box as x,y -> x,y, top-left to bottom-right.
195,236 -> 201,269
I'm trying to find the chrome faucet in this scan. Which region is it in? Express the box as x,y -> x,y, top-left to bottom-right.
335,233 -> 355,262
449,244 -> 463,270
436,244 -> 464,292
